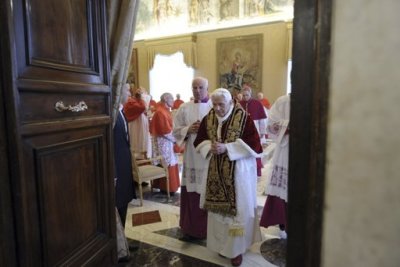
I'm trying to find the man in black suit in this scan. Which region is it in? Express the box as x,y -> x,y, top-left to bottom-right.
114,83 -> 137,227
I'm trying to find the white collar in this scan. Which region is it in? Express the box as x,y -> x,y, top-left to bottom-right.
216,103 -> 234,124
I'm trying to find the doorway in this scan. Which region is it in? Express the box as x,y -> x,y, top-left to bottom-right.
134,1 -> 333,266
286,1 -> 332,266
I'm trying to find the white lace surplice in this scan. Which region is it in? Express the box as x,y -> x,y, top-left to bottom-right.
129,113 -> 152,158
173,101 -> 212,193
265,95 -> 290,202
152,132 -> 177,166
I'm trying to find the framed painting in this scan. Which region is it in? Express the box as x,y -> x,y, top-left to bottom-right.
217,34 -> 263,92
127,48 -> 139,88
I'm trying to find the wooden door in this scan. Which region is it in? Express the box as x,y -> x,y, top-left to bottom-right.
0,0 -> 116,266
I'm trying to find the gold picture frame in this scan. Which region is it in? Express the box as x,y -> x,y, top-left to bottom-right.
217,34 -> 263,91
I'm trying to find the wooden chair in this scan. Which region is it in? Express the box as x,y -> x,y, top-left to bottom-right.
131,152 -> 170,206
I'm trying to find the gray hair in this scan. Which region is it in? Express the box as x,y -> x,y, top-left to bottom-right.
192,76 -> 209,88
160,92 -> 173,102
211,88 -> 232,102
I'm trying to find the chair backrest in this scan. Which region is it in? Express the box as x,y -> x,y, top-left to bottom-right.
130,151 -> 140,182
131,150 -> 168,181
130,150 -> 170,206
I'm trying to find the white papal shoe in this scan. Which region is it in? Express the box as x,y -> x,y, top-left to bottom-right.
279,230 -> 287,239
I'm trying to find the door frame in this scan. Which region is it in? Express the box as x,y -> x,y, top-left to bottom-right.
287,0 -> 332,266
0,1 -> 18,265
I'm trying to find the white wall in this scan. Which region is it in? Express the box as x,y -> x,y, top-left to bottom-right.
322,1 -> 400,266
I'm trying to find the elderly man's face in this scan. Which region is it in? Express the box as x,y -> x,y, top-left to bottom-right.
192,79 -> 208,101
212,95 -> 231,117
242,90 -> 251,101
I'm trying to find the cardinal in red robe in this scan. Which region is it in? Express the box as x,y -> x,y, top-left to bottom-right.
257,92 -> 271,109
172,93 -> 184,110
149,93 -> 181,194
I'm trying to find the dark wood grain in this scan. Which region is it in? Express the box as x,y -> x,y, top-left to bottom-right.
287,0 -> 332,267
0,0 -> 116,266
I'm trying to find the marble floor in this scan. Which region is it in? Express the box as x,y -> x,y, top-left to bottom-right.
121,160 -> 285,267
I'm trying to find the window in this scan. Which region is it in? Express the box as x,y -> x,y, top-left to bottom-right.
149,52 -> 194,102
286,59 -> 292,94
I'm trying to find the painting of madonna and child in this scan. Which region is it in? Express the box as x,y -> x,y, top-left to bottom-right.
217,34 -> 263,93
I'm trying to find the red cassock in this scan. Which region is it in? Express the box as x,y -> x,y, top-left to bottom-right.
260,195 -> 287,228
123,97 -> 146,122
149,99 -> 157,111
239,98 -> 267,176
259,98 -> 271,109
172,99 -> 184,110
239,98 -> 267,120
149,104 -> 180,193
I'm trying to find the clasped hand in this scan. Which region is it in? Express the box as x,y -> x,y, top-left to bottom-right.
211,141 -> 226,155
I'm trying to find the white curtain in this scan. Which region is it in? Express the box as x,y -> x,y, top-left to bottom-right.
107,0 -> 139,127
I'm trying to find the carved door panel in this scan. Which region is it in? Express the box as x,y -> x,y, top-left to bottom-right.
1,0 -> 116,266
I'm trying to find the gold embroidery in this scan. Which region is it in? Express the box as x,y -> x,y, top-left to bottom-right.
228,227 -> 244,237
204,104 -> 247,216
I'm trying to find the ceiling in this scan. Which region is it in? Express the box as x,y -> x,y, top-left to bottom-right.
135,0 -> 294,40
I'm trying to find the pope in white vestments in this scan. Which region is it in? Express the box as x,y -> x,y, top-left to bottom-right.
194,88 -> 263,267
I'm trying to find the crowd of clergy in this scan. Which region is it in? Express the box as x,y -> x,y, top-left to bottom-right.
117,78 -> 290,266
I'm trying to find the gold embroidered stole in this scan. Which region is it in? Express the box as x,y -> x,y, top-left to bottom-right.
204,104 -> 247,216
